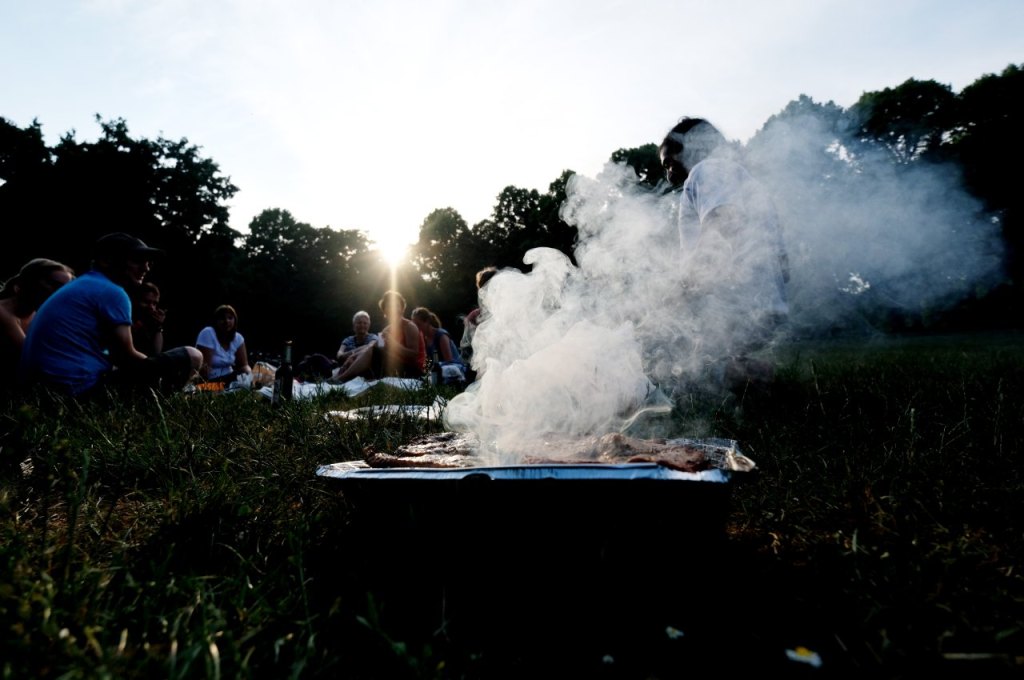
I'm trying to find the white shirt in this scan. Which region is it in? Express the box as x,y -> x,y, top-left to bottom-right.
196,326 -> 245,379
679,158 -> 789,318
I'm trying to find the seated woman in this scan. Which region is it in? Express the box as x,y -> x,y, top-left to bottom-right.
332,290 -> 424,382
195,304 -> 252,383
336,310 -> 380,364
412,306 -> 466,383
0,258 -> 74,386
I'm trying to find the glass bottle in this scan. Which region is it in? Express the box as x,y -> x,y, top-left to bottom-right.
272,340 -> 294,405
429,349 -> 442,387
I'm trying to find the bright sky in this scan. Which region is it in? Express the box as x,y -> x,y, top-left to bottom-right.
2,0 -> 1022,257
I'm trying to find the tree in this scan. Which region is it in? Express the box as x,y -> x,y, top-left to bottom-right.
949,63 -> 1024,312
610,144 -> 662,188
411,207 -> 483,325
0,118 -> 54,277
233,209 -> 375,355
848,79 -> 957,164
0,116 -> 241,346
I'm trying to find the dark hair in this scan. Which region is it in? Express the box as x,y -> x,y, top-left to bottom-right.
213,304 -> 239,343
378,290 -> 406,315
214,304 -> 238,320
0,258 -> 75,301
658,117 -> 715,156
476,266 -> 499,289
135,281 -> 161,298
411,307 -> 441,328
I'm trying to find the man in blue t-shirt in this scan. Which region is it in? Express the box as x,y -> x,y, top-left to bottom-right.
20,233 -> 202,396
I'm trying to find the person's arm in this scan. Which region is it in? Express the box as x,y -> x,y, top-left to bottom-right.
459,325 -> 473,351
234,342 -> 251,374
151,328 -> 164,354
683,204 -> 744,289
0,307 -> 26,350
332,342 -> 375,382
198,346 -> 215,379
699,204 -> 743,241
438,332 -> 454,362
150,308 -> 166,353
336,337 -> 353,362
111,325 -> 148,364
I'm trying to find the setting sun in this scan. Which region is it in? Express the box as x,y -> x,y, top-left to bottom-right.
375,238 -> 409,269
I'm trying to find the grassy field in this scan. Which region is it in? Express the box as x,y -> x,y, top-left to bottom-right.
1,332 -> 1022,679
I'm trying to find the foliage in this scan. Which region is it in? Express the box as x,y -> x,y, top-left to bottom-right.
0,335 -> 1022,677
233,209 -> 377,355
411,207 -> 482,320
610,143 -> 663,188
3,61 -> 1024,356
848,79 -> 958,164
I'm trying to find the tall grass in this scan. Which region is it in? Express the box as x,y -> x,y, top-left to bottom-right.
1,333 -> 1022,678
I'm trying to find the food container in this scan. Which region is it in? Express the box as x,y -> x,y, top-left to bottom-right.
316,439 -> 756,659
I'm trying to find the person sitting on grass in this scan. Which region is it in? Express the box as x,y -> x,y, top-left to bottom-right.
411,306 -> 466,384
130,281 -> 166,357
195,304 -> 252,384
0,258 -> 75,387
332,290 -> 425,382
336,310 -> 380,365
19,233 -> 202,397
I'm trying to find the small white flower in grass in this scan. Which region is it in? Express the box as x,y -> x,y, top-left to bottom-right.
665,626 -> 685,640
785,646 -> 822,667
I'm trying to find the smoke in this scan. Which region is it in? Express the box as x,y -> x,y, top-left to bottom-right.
745,110 -> 1005,335
444,109 -> 1005,457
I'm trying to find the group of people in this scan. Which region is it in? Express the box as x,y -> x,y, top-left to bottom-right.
329,290 -> 468,386
2,115 -> 789,398
2,233 -> 203,397
0,231 -> 472,399
0,232 -> 257,398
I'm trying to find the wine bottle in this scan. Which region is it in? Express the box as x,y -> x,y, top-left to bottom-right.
272,341 -> 294,405
429,349 -> 442,387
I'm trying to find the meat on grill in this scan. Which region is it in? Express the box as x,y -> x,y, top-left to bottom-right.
363,431 -> 715,472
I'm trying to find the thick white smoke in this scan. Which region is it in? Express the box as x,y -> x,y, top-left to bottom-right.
444,110 -> 1005,458
745,109 -> 1005,334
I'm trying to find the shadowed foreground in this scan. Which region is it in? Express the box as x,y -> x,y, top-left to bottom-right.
1,332 -> 1022,678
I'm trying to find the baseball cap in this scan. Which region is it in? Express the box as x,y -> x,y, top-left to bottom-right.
93,232 -> 164,261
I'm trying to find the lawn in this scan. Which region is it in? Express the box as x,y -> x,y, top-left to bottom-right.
1,332 -> 1022,678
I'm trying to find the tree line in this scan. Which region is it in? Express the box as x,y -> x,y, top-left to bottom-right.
1,63 -> 1021,359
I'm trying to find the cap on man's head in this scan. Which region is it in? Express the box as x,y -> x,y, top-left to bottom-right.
93,232 -> 164,261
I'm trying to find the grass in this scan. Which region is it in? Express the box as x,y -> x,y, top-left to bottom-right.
1,332 -> 1022,678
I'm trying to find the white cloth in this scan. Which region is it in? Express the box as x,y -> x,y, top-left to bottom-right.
195,326 -> 245,379
256,376 -> 425,401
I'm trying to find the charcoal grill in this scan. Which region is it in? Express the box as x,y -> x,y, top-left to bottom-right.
316,438 -> 757,666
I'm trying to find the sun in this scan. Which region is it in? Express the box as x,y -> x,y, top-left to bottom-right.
375,238 -> 409,269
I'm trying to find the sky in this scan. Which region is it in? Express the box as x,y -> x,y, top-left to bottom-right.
2,0 -> 1022,258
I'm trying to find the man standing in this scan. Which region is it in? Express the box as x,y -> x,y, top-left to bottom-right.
20,232 -> 202,396
658,117 -> 789,385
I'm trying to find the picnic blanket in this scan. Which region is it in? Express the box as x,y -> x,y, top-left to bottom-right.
326,395 -> 448,421
256,376 -> 425,401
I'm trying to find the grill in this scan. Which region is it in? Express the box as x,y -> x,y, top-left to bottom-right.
316,438 -> 757,666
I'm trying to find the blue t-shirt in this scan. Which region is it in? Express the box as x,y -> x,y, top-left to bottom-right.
20,270 -> 132,394
426,328 -> 465,370
340,333 -> 379,355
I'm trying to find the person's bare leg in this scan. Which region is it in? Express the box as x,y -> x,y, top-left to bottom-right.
333,345 -> 373,382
